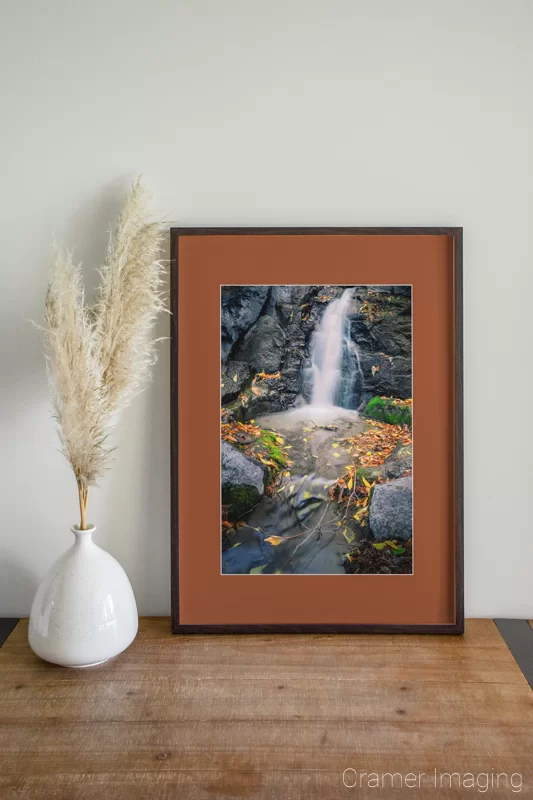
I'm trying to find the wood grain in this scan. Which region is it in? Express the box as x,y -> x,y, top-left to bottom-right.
1,619 -> 532,799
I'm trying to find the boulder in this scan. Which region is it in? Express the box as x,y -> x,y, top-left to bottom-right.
369,476 -> 412,542
221,441 -> 266,520
234,315 -> 286,373
221,286 -> 269,361
221,361 -> 251,403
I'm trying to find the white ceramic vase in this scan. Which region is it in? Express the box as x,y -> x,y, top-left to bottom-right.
28,525 -> 138,668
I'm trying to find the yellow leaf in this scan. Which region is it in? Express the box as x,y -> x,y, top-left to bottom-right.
332,443 -> 339,449
347,477 -> 353,490
232,374 -> 238,382
250,565 -> 265,574
312,454 -> 318,458
289,485 -> 295,494
276,437 -> 284,444
303,437 -> 308,442
343,528 -> 356,544
333,453 -> 340,458
303,491 -> 311,499
362,476 -> 371,488
283,470 -> 290,477
265,535 -> 283,546
250,419 -> 255,423
258,456 -> 277,467
303,427 -> 313,432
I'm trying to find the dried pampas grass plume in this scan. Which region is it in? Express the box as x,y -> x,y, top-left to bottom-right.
42,178 -> 165,529
95,180 -> 165,415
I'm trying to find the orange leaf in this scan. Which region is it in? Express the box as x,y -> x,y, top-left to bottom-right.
265,535 -> 283,546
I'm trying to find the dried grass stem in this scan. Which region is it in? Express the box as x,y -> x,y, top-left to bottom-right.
42,178 -> 165,529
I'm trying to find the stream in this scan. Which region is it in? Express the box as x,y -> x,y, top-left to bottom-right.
222,408 -> 366,574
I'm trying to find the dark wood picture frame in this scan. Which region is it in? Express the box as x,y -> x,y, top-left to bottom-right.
170,227 -> 463,634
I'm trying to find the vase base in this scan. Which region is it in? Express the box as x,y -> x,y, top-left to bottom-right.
70,659 -> 110,668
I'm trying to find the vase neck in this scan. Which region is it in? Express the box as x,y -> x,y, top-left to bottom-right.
71,524 -> 96,544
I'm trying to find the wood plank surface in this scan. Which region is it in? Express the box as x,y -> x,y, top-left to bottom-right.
1,619 -> 532,799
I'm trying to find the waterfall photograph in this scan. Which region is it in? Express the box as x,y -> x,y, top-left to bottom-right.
221,285 -> 413,575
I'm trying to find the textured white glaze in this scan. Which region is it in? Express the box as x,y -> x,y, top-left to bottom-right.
28,525 -> 138,667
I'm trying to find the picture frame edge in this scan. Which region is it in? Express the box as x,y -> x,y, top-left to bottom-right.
170,226 -> 464,635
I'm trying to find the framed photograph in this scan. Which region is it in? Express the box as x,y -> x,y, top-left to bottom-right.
171,227 -> 463,633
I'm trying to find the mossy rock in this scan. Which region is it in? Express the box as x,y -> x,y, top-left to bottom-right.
362,396 -> 412,428
222,484 -> 262,521
258,430 -> 287,468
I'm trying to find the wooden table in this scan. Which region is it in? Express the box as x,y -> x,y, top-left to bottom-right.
1,619 -> 532,799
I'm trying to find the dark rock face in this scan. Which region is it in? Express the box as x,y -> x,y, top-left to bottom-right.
366,313 -> 411,358
351,288 -> 412,402
267,285 -> 310,325
369,476 -> 413,542
234,315 -> 286,373
242,376 -> 302,420
221,284 -> 412,417
221,361 -> 251,403
221,441 -> 266,520
359,353 -> 412,400
221,286 -> 269,360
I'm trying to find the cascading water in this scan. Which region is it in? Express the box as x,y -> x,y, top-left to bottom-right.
307,288 -> 363,410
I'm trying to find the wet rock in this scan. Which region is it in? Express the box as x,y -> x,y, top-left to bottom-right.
359,353 -> 412,400
242,386 -> 299,420
368,313 -> 411,359
369,476 -> 413,542
221,442 -> 266,520
222,530 -> 274,574
221,361 -> 251,403
360,444 -> 412,483
380,445 -> 412,479
234,315 -> 286,373
221,286 -> 269,361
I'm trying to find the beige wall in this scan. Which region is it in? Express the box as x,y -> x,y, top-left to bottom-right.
1,0 -> 532,616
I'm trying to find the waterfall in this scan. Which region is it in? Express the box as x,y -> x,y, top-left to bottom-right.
308,288 -> 363,409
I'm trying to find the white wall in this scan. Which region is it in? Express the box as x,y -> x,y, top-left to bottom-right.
1,0 -> 532,618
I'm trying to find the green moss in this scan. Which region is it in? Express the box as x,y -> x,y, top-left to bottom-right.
222,484 -> 261,521
363,396 -> 412,428
259,430 -> 287,468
